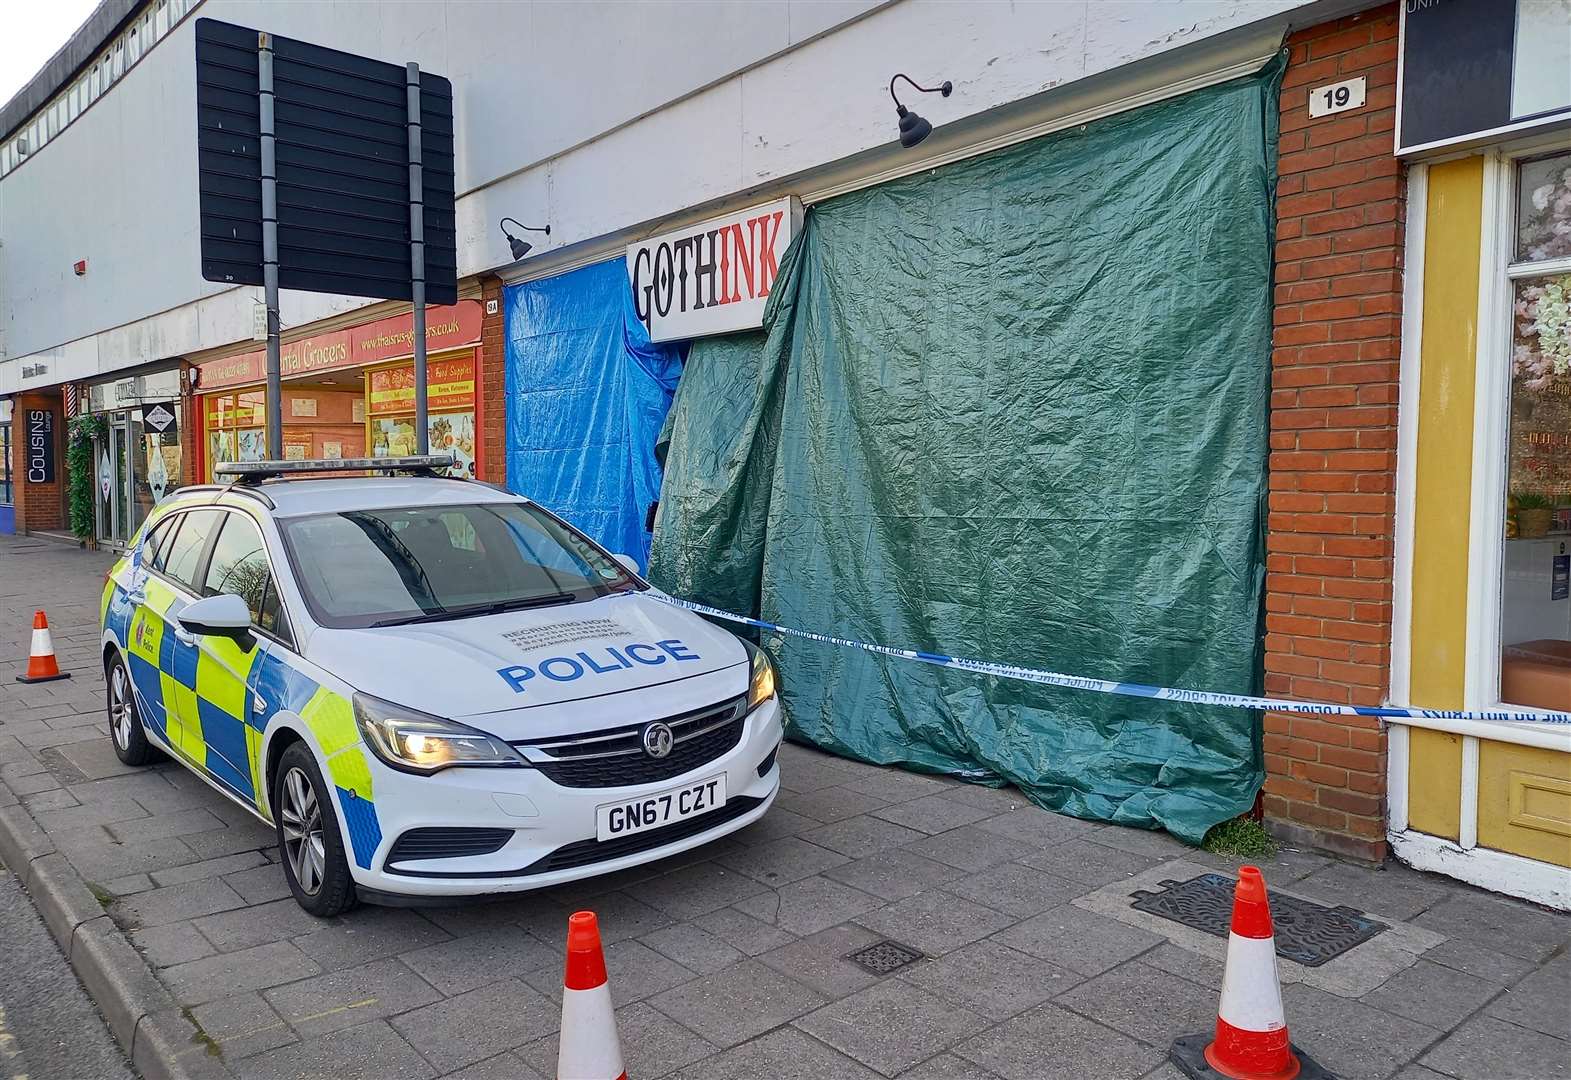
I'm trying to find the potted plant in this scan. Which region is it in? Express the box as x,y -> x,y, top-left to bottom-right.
1514,490 -> 1554,538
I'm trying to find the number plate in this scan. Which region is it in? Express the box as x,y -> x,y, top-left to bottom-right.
596,775 -> 727,841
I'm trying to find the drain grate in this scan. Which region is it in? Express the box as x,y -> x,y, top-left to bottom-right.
1130,873 -> 1388,967
846,939 -> 925,975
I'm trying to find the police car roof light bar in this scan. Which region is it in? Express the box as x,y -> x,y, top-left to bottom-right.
214,455 -> 457,485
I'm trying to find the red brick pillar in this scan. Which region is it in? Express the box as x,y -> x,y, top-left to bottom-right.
480,275 -> 507,486
180,364 -> 203,485
13,390 -> 67,534
1263,4 -> 1403,862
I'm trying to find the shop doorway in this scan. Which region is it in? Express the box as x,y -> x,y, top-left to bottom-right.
88,370 -> 184,548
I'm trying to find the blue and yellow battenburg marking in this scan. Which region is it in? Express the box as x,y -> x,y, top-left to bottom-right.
105,532 -> 384,870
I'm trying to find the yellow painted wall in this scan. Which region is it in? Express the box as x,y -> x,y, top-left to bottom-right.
1408,156 -> 1483,709
1405,158 -> 1480,846
1408,729 -> 1463,841
1479,742 -> 1571,865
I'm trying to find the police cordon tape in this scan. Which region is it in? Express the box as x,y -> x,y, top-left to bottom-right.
648,592 -> 1571,727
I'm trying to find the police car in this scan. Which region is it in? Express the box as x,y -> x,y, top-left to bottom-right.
99,457 -> 781,915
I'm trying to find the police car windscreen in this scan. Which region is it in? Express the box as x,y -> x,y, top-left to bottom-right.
278,503 -> 637,628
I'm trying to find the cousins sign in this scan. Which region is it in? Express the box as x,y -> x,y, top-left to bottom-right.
627,197 -> 802,343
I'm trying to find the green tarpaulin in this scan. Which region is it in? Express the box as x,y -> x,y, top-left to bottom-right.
651,57 -> 1284,842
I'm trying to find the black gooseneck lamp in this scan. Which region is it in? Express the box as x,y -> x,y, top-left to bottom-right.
889,73 -> 952,148
500,217 -> 551,260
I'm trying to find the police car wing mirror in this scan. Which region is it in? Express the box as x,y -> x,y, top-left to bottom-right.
611,553 -> 641,576
177,594 -> 255,648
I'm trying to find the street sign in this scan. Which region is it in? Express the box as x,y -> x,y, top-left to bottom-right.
140,403 -> 178,436
194,18 -> 456,304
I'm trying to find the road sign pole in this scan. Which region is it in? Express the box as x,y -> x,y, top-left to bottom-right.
406,61 -> 428,456
258,32 -> 282,460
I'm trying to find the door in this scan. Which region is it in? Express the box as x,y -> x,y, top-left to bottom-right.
146,507 -> 226,769
122,510 -> 186,746
188,510 -> 277,805
94,419 -> 132,548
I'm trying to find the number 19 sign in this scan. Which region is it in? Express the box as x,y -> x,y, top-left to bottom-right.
1309,76 -> 1366,119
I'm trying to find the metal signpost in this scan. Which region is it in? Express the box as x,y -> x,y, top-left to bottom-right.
195,19 -> 455,459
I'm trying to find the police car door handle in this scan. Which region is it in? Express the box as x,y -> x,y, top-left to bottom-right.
252,692 -> 267,716
126,589 -> 146,605
172,625 -> 196,646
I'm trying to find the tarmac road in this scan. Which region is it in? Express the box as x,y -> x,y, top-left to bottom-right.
0,857 -> 135,1080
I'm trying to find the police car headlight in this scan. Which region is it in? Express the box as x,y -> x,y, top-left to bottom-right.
745,642 -> 777,710
353,693 -> 525,774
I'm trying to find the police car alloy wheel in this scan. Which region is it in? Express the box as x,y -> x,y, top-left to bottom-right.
274,742 -> 357,917
97,463 -> 782,912
106,653 -> 160,767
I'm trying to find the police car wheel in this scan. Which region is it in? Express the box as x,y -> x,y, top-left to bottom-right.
107,654 -> 161,766
273,743 -> 358,917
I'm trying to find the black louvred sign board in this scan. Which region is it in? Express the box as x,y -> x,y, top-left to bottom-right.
195,18 -> 456,304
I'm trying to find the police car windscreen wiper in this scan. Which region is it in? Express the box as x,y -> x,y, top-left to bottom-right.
372,592 -> 576,627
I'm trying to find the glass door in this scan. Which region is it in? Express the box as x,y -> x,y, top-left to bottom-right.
95,416 -> 132,548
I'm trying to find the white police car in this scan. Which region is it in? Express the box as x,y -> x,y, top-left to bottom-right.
99,457 -> 781,915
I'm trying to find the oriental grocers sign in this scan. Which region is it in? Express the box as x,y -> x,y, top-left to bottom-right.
195,300 -> 484,392
628,197 -> 802,343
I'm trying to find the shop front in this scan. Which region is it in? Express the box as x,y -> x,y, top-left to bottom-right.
195,301 -> 485,481
84,365 -> 189,549
1390,0 -> 1571,906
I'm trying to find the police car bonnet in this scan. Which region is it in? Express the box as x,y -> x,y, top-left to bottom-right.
311,591 -> 750,720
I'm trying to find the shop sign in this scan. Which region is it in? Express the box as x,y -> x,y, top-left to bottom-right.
25,410 -> 54,484
368,357 -> 475,415
1398,0 -> 1571,155
196,300 -> 483,392
141,402 -> 178,436
627,197 -> 802,343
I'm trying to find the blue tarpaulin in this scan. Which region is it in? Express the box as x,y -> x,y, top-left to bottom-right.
503,258 -> 684,567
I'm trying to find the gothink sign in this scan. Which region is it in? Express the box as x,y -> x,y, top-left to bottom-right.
627,197 -> 802,342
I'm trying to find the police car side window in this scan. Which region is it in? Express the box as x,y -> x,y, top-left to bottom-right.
160,509 -> 223,592
145,516 -> 179,572
258,582 -> 293,646
202,514 -> 271,623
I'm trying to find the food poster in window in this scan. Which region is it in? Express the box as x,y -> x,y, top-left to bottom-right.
203,392 -> 267,479
366,354 -> 479,478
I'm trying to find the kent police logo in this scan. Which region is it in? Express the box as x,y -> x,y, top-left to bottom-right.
641,722 -> 674,759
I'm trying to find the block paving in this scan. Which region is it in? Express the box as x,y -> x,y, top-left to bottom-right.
1,533 -> 1566,1079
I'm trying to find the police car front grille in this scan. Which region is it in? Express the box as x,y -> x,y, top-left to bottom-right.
514,695 -> 749,789
387,827 -> 514,863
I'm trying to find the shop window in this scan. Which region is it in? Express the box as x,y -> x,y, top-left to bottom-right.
0,422 -> 12,505
1501,150 -> 1571,711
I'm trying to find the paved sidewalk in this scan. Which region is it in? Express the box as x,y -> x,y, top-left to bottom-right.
1,533 -> 1566,1080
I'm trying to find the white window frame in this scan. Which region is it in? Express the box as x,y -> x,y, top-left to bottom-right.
1464,135 -> 1571,726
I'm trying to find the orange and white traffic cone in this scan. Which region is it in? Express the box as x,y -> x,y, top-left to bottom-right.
557,911 -> 626,1080
15,610 -> 71,684
1170,867 -> 1331,1080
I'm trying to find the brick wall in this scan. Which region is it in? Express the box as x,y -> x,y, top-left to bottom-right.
480,275 -> 506,485
13,391 -> 66,533
1263,4 -> 1403,862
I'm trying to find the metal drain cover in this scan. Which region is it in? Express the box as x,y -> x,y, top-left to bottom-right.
1130,873 -> 1388,967
847,939 -> 925,974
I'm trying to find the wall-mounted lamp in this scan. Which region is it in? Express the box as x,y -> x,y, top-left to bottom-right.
500,217 -> 550,260
889,73 -> 952,149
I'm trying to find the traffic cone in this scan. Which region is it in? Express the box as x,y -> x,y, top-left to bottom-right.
1170,867 -> 1332,1080
15,611 -> 71,684
557,911 -> 626,1080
